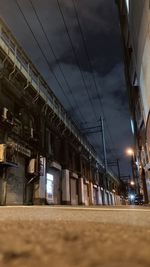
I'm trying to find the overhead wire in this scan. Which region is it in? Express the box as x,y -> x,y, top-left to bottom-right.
56,0 -> 103,158
28,0 -> 86,124
72,0 -> 119,160
56,0 -> 99,122
15,0 -> 78,119
15,0 -> 117,164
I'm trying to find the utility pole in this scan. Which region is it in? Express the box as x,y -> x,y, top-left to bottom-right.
100,116 -> 107,172
80,116 -> 108,171
107,159 -> 121,179
117,159 -> 121,179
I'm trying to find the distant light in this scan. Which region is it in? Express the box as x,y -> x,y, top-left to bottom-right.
130,194 -> 135,200
130,181 -> 135,186
126,148 -> 134,156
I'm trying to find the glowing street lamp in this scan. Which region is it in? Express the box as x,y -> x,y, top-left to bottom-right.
126,148 -> 134,156
125,147 -> 137,201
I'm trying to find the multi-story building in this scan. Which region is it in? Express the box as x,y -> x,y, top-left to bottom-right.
0,18 -> 122,206
116,0 -> 150,202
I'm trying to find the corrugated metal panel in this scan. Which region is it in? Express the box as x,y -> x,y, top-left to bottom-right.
6,156 -> 25,205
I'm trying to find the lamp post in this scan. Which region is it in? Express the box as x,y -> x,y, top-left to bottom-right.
126,148 -> 138,204
126,148 -> 135,182
126,148 -> 139,200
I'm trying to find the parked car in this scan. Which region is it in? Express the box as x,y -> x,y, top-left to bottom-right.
134,195 -> 144,205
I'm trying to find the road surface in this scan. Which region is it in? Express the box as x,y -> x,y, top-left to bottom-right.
0,206 -> 150,267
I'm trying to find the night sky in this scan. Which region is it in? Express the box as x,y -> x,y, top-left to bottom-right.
0,0 -> 133,178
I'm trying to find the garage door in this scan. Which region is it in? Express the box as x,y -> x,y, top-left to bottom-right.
6,156 -> 25,205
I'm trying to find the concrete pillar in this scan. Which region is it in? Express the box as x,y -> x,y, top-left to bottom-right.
97,186 -> 102,205
33,157 -> 46,205
62,169 -> 70,204
114,194 -> 117,205
78,177 -> 85,205
111,193 -> 115,205
89,182 -> 94,205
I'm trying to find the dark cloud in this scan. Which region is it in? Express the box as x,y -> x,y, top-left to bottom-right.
0,0 -> 133,176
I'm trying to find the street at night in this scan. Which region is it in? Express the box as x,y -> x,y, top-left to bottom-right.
0,206 -> 150,267
0,1 -> 150,266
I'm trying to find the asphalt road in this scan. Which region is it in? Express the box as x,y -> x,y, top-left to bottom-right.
0,205 -> 150,267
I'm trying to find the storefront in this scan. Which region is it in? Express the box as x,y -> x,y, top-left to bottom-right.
100,187 -> 105,205
6,156 -> 25,205
102,190 -> 109,205
0,141 -> 31,205
109,192 -> 114,205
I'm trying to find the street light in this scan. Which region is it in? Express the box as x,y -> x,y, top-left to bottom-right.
126,148 -> 134,156
126,147 -> 141,199
125,147 -> 135,181
130,180 -> 135,186
125,148 -> 137,203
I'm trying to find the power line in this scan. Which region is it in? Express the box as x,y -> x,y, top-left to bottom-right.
15,0 -> 116,162
15,0 -> 77,116
28,0 -> 86,123
56,0 -> 98,121
56,0 -> 102,156
72,0 -> 118,160
15,0 -> 100,152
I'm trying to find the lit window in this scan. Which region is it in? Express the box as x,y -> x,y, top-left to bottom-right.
46,173 -> 54,201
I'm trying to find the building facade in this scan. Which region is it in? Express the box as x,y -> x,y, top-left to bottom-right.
0,18 -> 122,206
117,0 -> 150,202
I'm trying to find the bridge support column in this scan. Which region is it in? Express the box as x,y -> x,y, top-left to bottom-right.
78,177 -> 85,205
62,169 -> 70,205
